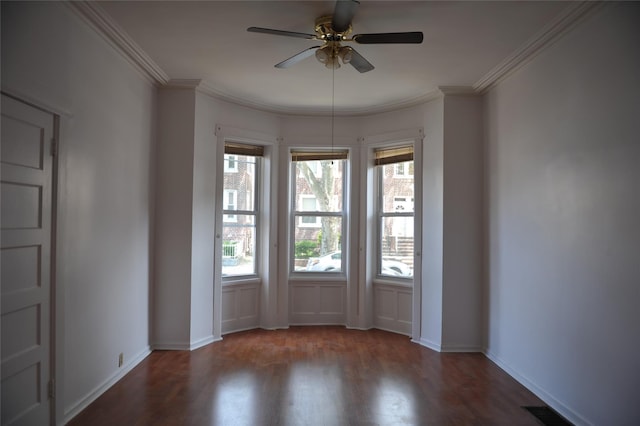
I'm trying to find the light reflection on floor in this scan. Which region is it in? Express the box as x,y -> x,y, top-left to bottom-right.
212,371 -> 257,426
373,376 -> 417,425
282,362 -> 346,426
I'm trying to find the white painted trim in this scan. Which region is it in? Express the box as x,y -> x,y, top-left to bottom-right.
200,81 -> 443,117
64,346 -> 152,424
374,325 -> 411,338
189,335 -> 221,351
484,350 -> 592,426
215,124 -> 279,146
413,337 -> 442,352
63,0 -> 604,115
474,1 -> 606,93
64,1 -> 169,85
259,326 -> 290,331
152,342 -> 192,351
361,128 -> 424,146
440,344 -> 483,353
345,326 -> 373,332
1,88 -> 73,118
166,79 -> 202,90
438,86 -> 479,97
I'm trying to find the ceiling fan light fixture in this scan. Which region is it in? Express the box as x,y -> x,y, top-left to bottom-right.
248,0 -> 423,73
338,46 -> 353,64
325,58 -> 341,69
315,46 -> 330,64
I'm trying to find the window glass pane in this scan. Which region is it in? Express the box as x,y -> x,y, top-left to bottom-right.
293,216 -> 342,272
294,160 -> 343,212
224,155 -> 256,211
380,217 -> 413,278
222,215 -> 256,276
382,161 -> 414,213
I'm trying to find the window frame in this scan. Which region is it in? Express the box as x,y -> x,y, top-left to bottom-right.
224,154 -> 238,173
223,189 -> 238,223
376,148 -> 415,281
290,150 -> 348,275
221,149 -> 261,279
298,195 -> 321,227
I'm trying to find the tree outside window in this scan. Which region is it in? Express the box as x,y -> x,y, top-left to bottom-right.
291,152 -> 347,272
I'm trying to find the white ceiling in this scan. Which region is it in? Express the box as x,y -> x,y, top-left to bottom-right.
96,1 -> 570,115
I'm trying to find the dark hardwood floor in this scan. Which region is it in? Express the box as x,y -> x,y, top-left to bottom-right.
69,327 -> 544,425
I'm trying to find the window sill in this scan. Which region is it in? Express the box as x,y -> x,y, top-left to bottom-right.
289,272 -> 347,283
373,277 -> 413,288
222,276 -> 261,287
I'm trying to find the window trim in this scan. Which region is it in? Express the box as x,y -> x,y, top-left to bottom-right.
223,189 -> 238,222
224,154 -> 238,172
290,151 -> 348,275
298,195 -> 321,227
376,155 -> 414,281
221,150 -> 261,279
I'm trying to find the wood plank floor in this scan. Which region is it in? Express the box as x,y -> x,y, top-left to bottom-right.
69,327 -> 545,425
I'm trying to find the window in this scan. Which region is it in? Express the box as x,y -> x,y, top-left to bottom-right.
224,154 -> 238,172
376,146 -> 414,279
223,190 -> 237,222
394,161 -> 414,177
222,143 -> 264,277
299,195 -> 321,227
291,150 -> 348,273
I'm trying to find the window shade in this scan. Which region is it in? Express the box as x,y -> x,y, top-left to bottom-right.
290,150 -> 349,162
225,142 -> 264,157
374,145 -> 413,166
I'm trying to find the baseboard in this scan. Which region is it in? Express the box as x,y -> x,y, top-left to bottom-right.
152,341 -> 191,350
345,325 -> 373,331
440,344 -> 483,353
373,324 -> 411,337
484,349 -> 592,426
413,337 -> 442,352
152,336 -> 222,351
190,335 -> 221,350
64,346 -> 151,424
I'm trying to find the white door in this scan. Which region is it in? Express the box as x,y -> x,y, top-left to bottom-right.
1,94 -> 54,425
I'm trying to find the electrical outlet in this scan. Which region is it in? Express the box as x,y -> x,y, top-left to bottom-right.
118,353 -> 124,367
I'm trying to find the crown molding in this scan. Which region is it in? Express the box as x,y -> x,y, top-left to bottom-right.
65,0 -> 605,114
473,1 -> 606,93
438,86 -> 478,97
65,1 -> 169,85
166,79 -> 203,90
197,79 -> 445,117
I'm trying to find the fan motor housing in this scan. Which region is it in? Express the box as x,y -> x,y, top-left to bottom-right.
315,15 -> 352,41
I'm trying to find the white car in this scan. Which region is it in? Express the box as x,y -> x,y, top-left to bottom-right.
306,251 -> 412,277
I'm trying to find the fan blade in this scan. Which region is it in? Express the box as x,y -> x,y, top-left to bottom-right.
353,32 -> 424,44
247,27 -> 316,40
275,46 -> 321,69
332,0 -> 359,33
347,48 -> 374,73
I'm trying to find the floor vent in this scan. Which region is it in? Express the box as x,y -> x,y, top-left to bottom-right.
523,406 -> 573,426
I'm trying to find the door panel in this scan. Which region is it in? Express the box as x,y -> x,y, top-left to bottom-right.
1,94 -> 54,426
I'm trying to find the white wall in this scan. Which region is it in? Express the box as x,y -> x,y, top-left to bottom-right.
154,88 -> 195,347
195,93 -> 280,334
2,2 -> 156,422
484,3 -> 640,425
190,92 -> 217,343
420,98 -> 445,348
442,95 -> 483,351
155,88 -> 281,346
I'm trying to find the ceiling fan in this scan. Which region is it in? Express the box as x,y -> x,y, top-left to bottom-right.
247,0 -> 424,73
